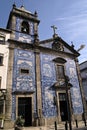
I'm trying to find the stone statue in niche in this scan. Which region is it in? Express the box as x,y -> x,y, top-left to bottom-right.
52,40 -> 64,51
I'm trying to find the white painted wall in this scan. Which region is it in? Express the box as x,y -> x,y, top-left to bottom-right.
0,31 -> 10,90
0,44 -> 9,89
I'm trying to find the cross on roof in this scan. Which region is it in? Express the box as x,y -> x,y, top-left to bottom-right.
51,25 -> 57,35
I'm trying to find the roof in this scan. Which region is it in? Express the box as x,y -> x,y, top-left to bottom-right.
40,36 -> 80,57
79,60 -> 87,71
0,28 -> 12,33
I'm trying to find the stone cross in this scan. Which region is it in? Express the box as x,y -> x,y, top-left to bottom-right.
51,25 -> 57,35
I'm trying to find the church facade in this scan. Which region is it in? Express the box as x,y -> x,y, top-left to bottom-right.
0,4 -> 86,128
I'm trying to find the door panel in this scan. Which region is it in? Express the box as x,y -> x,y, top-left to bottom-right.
59,93 -> 68,121
18,97 -> 32,126
60,101 -> 68,121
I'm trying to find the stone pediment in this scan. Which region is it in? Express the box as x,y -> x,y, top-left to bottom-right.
40,37 -> 79,56
53,81 -> 72,89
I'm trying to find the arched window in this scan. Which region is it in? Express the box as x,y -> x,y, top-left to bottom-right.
21,21 -> 29,34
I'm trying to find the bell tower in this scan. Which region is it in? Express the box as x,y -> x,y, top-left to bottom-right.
6,3 -> 40,44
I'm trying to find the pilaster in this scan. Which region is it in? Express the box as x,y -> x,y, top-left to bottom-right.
4,45 -> 14,128
34,49 -> 44,126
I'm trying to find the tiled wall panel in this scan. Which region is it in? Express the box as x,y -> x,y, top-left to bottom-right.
12,49 -> 36,120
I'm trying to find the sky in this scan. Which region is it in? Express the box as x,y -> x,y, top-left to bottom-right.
0,0 -> 87,63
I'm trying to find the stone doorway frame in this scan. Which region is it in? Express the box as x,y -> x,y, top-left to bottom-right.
16,94 -> 34,125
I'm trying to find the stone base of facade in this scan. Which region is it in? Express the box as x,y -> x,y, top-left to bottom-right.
44,114 -> 84,126
34,117 -> 46,126
34,117 -> 58,126
44,117 -> 58,126
4,119 -> 14,129
3,114 -> 84,129
74,114 -> 83,121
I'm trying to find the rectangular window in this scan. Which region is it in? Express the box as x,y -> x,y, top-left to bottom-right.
56,65 -> 65,80
20,69 -> 29,74
0,55 -> 3,66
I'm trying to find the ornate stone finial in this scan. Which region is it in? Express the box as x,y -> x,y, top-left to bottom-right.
13,2 -> 16,8
21,5 -> 25,9
34,11 -> 38,17
71,41 -> 75,48
51,25 -> 58,38
21,0 -> 24,9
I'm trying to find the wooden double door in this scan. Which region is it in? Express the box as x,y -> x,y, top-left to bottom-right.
18,97 -> 32,126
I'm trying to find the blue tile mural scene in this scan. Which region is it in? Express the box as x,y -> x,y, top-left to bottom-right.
65,59 -> 83,114
40,53 -> 83,118
11,48 -> 83,119
12,49 -> 36,120
40,53 -> 57,117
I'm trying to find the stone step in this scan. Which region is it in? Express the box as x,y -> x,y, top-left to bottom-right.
23,125 -> 65,130
23,126 -> 47,130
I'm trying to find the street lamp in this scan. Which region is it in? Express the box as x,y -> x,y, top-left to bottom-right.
65,75 -> 73,130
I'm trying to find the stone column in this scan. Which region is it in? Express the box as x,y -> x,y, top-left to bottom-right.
34,49 -> 44,126
4,44 -> 14,128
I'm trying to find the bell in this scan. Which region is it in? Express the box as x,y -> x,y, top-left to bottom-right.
23,28 -> 27,32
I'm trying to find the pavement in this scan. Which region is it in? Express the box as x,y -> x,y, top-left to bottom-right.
0,120 -> 87,130
74,127 -> 87,130
0,127 -> 87,130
